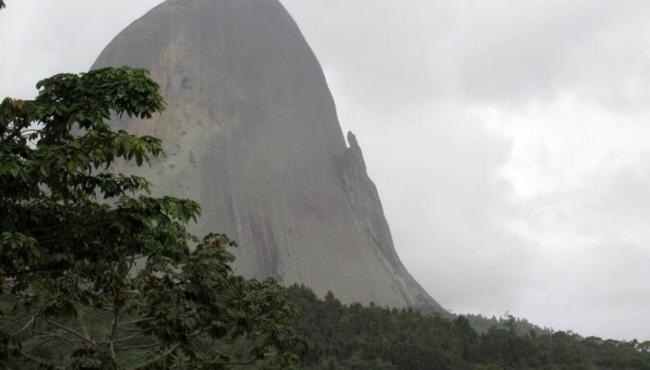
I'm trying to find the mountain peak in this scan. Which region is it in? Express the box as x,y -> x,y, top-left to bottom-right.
94,0 -> 444,311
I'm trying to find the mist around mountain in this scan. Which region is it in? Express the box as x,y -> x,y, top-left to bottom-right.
2,0 -> 650,368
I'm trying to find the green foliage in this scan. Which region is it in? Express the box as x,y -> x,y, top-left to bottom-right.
0,67 -> 299,369
285,285 -> 650,370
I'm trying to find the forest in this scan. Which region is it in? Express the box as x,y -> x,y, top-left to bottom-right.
282,285 -> 650,370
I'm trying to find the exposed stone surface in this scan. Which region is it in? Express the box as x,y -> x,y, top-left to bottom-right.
93,0 -> 444,310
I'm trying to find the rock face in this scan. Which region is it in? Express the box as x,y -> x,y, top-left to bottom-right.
93,0 -> 443,310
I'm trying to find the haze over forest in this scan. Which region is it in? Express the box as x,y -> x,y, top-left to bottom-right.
2,0 -> 649,341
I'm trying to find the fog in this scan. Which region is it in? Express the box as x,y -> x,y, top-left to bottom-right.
2,0 -> 649,340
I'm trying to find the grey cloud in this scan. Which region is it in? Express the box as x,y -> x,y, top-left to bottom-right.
0,0 -> 163,99
282,0 -> 458,111
456,0 -> 650,106
284,0 -> 650,108
516,162 -> 650,338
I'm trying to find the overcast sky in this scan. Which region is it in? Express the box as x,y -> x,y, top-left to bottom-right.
2,0 -> 649,340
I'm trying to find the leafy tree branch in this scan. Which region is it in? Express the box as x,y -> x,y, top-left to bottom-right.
0,67 -> 300,369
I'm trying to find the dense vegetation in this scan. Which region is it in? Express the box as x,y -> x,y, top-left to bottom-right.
284,285 -> 650,370
0,67 -> 298,369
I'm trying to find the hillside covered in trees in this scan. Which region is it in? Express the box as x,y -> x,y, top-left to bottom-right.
283,285 -> 650,370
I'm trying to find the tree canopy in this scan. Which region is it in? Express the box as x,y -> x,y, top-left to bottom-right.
285,285 -> 650,370
0,67 -> 299,369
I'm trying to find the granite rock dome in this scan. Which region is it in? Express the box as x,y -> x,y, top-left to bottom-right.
93,0 -> 444,310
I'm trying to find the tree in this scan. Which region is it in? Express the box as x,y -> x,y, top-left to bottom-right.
0,67 -> 300,369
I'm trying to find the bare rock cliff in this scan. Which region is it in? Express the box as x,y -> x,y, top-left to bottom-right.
93,0 -> 444,310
